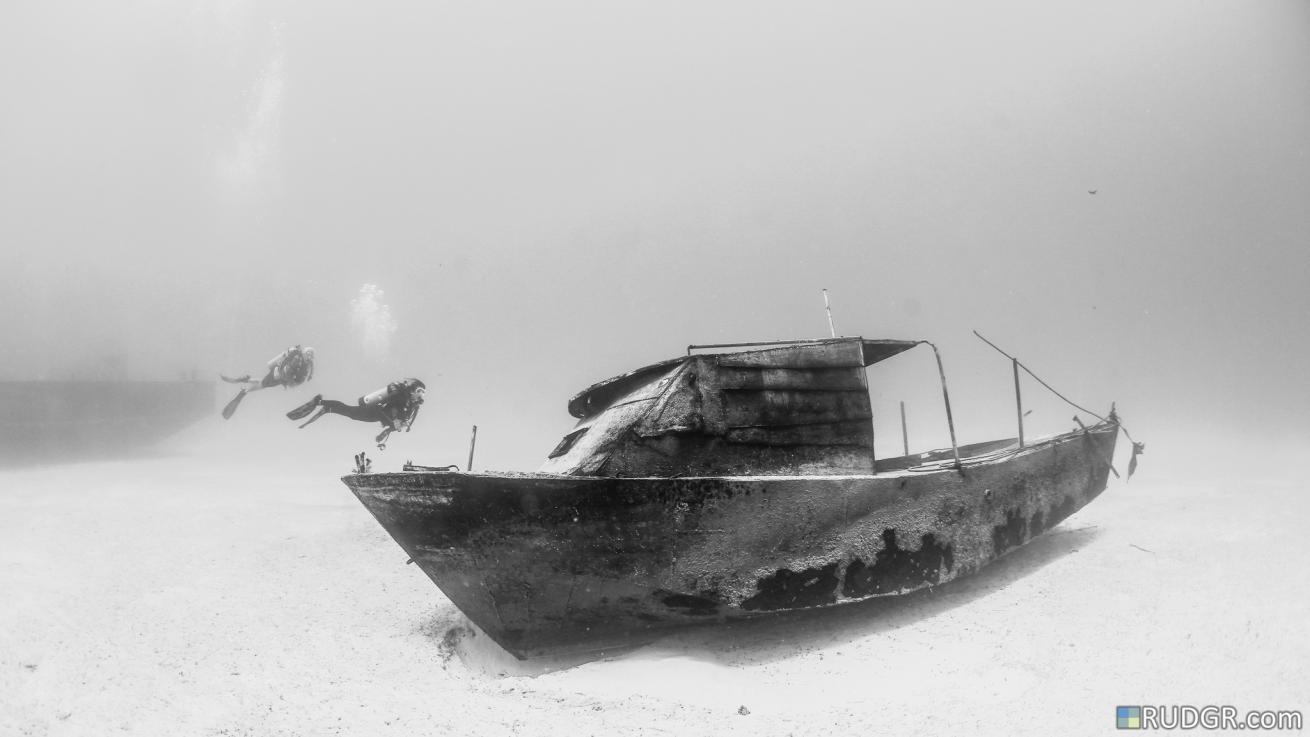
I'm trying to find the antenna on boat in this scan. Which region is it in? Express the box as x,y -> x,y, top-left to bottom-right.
467,425 -> 478,473
822,289 -> 837,338
900,401 -> 909,456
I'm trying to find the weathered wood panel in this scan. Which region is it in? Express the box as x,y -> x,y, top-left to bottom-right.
723,388 -> 872,427
551,341 -> 883,478
724,420 -> 874,446
717,367 -> 868,392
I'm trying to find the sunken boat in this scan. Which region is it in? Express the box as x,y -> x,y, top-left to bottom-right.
342,337 -> 1132,658
0,380 -> 215,466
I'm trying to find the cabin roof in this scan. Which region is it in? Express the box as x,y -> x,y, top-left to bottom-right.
566,358 -> 684,419
857,339 -> 922,365
566,337 -> 919,419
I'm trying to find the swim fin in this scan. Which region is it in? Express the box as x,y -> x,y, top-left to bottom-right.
298,407 -> 328,429
286,394 -> 322,421
221,390 -> 248,420
220,373 -> 252,384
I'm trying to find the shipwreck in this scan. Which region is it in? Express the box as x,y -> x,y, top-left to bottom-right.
0,379 -> 214,465
341,336 -> 1138,658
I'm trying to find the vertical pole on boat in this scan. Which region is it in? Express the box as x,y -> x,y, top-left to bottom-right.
467,425 -> 478,473
822,289 -> 837,338
871,418 -> 877,468
925,343 -> 962,469
900,400 -> 909,456
1013,357 -> 1025,448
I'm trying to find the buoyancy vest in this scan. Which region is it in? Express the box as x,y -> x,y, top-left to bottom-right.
360,380 -> 424,429
274,347 -> 313,386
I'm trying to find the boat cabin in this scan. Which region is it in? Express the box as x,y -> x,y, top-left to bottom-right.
538,338 -> 922,477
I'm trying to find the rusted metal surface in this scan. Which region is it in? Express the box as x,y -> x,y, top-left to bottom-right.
343,420 -> 1119,658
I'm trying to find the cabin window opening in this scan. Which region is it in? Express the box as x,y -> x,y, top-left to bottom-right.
548,428 -> 589,459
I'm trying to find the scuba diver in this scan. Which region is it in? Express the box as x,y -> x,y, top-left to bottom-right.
286,378 -> 425,449
220,345 -> 316,419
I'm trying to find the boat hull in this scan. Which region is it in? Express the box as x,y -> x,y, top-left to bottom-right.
343,421 -> 1119,658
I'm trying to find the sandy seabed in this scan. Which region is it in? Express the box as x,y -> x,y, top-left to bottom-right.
3,417 -> 1307,736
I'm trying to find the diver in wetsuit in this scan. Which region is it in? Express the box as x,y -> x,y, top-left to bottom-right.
220,345 -> 316,419
286,378 -> 425,449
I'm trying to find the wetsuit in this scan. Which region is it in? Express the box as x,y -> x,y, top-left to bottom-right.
288,379 -> 425,445
221,345 -> 316,419
261,347 -> 314,388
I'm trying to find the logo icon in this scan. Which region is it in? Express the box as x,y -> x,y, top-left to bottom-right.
1117,706 -> 1142,729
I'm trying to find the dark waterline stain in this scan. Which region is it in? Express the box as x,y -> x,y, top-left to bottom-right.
741,562 -> 840,611
842,528 -> 955,598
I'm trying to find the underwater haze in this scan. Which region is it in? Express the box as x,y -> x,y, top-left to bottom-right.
2,0 -> 1308,734
2,0 -> 1308,469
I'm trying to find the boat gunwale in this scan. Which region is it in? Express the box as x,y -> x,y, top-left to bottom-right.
345,419 -> 1119,486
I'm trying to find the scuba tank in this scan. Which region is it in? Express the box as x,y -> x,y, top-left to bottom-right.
360,378 -> 425,408
359,383 -> 401,407
361,379 -> 426,434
